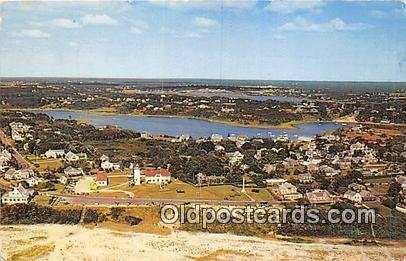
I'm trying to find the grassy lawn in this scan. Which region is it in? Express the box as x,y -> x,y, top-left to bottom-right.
100,179 -> 276,202
244,188 -> 275,202
32,195 -> 51,206
26,155 -> 63,171
106,176 -> 130,187
121,180 -> 251,201
53,183 -> 66,193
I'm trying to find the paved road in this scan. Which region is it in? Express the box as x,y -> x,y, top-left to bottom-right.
0,129 -> 9,146
54,194 -> 290,207
0,129 -> 31,168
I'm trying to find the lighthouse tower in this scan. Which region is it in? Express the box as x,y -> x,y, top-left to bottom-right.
241,176 -> 246,193
133,166 -> 141,185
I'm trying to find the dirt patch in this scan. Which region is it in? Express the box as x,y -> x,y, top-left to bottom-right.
195,249 -> 255,260
9,244 -> 55,261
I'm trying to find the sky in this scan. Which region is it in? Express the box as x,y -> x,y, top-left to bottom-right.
0,0 -> 405,81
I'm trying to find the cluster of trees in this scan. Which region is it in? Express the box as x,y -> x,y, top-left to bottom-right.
356,101 -> 405,124
0,111 -> 141,160
122,94 -> 303,125
83,209 -> 106,224
278,202 -> 406,240
181,220 -> 277,237
0,204 -> 82,225
108,207 -> 142,226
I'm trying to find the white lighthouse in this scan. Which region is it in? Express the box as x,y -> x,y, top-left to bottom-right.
133,166 -> 141,185
241,176 -> 246,193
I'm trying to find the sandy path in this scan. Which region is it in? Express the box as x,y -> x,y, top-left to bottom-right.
0,225 -> 405,260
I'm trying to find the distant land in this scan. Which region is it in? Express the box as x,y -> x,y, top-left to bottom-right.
1,77 -> 406,92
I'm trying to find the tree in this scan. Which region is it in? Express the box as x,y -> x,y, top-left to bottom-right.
20,181 -> 29,189
387,182 -> 401,198
198,141 -> 215,152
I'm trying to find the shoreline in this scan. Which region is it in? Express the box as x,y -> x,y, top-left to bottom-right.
14,107 -> 327,130
12,107 -> 405,129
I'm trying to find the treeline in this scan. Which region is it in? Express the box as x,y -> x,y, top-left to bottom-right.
0,204 -> 82,225
278,203 -> 406,240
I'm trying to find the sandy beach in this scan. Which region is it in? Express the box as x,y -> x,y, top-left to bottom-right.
0,225 -> 405,261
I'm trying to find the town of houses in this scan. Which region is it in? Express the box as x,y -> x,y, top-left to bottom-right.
0,114 -> 405,217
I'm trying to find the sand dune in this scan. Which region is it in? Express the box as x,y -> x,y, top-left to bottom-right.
0,225 -> 405,260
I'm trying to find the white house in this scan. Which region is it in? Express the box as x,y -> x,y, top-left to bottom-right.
1,185 -> 32,204
64,166 -> 84,177
306,189 -> 335,204
11,130 -> 24,141
278,182 -> 303,200
226,151 -> 244,166
4,169 -> 33,180
211,134 -> 223,143
265,178 -> 286,186
95,172 -> 108,186
298,173 -> 313,183
101,161 -> 113,170
45,149 -> 65,159
10,122 -> 31,133
65,151 -> 79,162
26,177 -> 44,187
0,149 -> 12,162
100,154 -> 110,162
101,161 -> 121,170
344,190 -> 362,203
145,169 -> 171,184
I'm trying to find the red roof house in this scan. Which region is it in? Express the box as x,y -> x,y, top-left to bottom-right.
144,168 -> 171,184
145,169 -> 171,177
95,172 -> 108,186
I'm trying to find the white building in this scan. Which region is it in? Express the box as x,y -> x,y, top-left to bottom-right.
133,166 -> 141,185
65,151 -> 79,162
100,154 -> 110,162
64,166 -> 84,177
101,161 -> 113,170
278,182 -> 303,200
0,149 -> 12,162
10,122 -> 31,133
265,178 -> 286,186
4,169 -> 33,180
226,151 -> 244,166
344,190 -> 362,203
1,185 -> 32,204
101,161 -> 120,171
211,134 -> 223,143
145,169 -> 171,184
45,149 -> 65,159
26,177 -> 44,187
95,172 -> 108,187
11,130 -> 24,141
